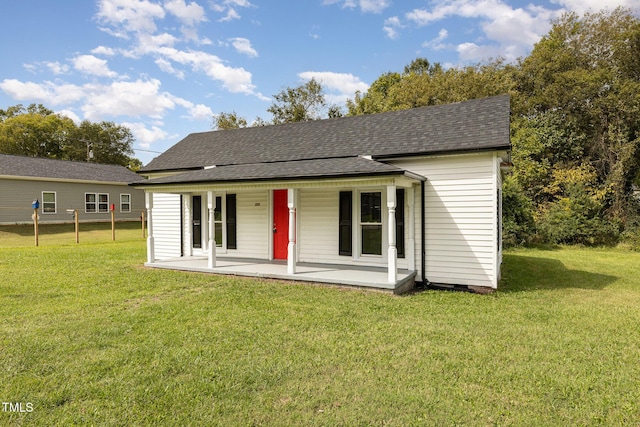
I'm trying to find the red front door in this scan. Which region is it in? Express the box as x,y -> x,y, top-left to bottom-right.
273,189 -> 289,260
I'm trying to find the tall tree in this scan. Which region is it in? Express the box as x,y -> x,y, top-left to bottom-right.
0,104 -> 75,158
214,111 -> 248,130
0,103 -> 139,168
515,7 -> 640,231
347,59 -> 515,115
267,78 -> 326,124
67,121 -> 135,166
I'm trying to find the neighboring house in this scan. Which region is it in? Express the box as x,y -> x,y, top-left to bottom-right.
133,95 -> 511,293
0,154 -> 145,224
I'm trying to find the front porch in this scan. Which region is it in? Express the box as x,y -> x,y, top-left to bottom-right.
146,257 -> 417,294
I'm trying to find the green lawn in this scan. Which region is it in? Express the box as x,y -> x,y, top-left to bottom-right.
1,226 -> 639,425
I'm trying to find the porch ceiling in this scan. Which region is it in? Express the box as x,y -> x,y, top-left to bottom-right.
146,257 -> 417,295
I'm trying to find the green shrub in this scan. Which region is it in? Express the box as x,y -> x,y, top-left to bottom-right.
502,176 -> 536,246
537,196 -> 620,245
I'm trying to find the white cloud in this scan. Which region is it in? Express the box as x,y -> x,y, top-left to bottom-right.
93,0 -> 262,99
324,0 -> 390,13
81,79 -> 175,120
91,46 -> 116,56
404,0 -> 565,62
96,0 -> 166,36
212,0 -> 253,22
186,103 -> 214,120
135,32 -> 179,55
229,37 -> 258,57
45,61 -> 70,75
123,121 -> 170,148
154,46 -> 258,95
0,79 -> 85,105
457,42 -> 503,62
164,0 -> 206,26
422,28 -> 449,50
360,0 -> 391,13
0,78 -> 208,123
383,16 -> 403,39
298,71 -> 369,105
72,55 -> 119,78
155,58 -> 185,79
219,8 -> 241,22
57,109 -> 81,123
553,0 -> 638,15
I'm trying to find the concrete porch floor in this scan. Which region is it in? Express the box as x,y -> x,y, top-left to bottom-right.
146,257 -> 417,294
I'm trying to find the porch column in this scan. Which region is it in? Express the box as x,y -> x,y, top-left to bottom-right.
183,195 -> 192,256
145,192 -> 155,263
287,188 -> 297,274
407,186 -> 416,271
207,191 -> 216,269
387,185 -> 397,284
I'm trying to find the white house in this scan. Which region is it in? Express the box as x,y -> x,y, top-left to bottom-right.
133,95 -> 511,294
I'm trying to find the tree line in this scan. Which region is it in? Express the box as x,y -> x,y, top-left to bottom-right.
215,7 -> 640,247
0,104 -> 140,170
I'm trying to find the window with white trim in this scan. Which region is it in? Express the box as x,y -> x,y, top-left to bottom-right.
98,194 -> 109,213
85,193 -> 109,213
85,193 -> 96,213
214,195 -> 223,247
120,194 -> 131,213
202,194 -> 237,249
42,191 -> 56,214
360,191 -> 383,256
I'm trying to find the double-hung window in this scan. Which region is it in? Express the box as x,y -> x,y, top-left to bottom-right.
339,189 -> 405,258
85,193 -> 97,213
360,192 -> 383,256
213,196 -> 223,247
98,194 -> 109,213
120,194 -> 131,213
85,193 -> 109,213
204,194 -> 237,250
42,191 -> 56,214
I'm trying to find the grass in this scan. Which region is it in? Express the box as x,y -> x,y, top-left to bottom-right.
1,226 -> 640,425
0,221 -> 145,247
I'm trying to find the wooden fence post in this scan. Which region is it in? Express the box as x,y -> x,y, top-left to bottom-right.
75,210 -> 79,244
111,210 -> 116,241
33,208 -> 39,247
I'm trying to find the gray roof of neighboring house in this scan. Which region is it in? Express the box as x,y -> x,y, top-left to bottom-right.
0,154 -> 144,183
141,94 -> 511,175
138,156 -> 424,186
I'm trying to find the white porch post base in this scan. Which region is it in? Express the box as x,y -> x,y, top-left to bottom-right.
388,246 -> 397,283
207,191 -> 216,269
147,236 -> 155,263
287,189 -> 297,275
287,242 -> 296,274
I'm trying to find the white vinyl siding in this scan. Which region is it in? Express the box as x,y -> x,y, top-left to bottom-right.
228,190 -> 269,259
298,188 -> 409,269
298,188 -> 340,264
390,152 -> 499,288
152,193 -> 182,260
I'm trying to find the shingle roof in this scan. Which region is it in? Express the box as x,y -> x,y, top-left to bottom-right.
141,95 -> 511,174
139,156 -> 422,186
0,154 -> 144,183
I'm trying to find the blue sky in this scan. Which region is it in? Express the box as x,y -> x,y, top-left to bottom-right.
1,0 -> 638,165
